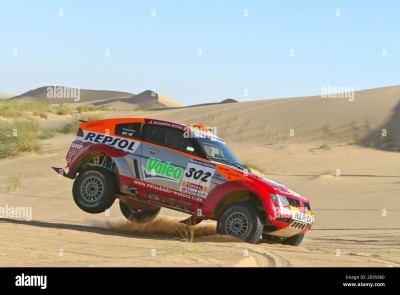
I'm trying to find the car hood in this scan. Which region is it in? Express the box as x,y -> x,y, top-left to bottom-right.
249,174 -> 308,201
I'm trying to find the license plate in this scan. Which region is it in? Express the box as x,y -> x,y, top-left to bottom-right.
292,212 -> 313,224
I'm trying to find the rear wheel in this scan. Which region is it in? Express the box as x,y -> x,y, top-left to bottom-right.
72,167 -> 116,214
217,202 -> 263,244
119,200 -> 160,224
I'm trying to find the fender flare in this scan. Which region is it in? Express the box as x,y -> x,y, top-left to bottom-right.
65,144 -> 130,179
201,180 -> 273,218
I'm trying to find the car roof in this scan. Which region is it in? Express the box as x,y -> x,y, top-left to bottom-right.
145,118 -> 221,140
84,117 -> 221,140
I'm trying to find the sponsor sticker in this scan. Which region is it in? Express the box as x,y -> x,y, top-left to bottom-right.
67,140 -> 89,164
142,158 -> 184,183
180,158 -> 216,198
292,212 -> 313,224
81,131 -> 140,153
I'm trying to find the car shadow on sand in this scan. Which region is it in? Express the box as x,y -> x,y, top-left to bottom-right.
0,216 -> 243,243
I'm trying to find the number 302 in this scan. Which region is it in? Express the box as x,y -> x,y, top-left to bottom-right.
185,168 -> 211,182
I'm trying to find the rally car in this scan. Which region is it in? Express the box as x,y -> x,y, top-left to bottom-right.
53,118 -> 314,245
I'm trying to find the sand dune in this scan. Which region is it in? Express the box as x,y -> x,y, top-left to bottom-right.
138,85 -> 400,150
10,86 -> 133,104
9,86 -> 183,110
220,98 -> 238,103
0,93 -> 14,99
1,85 -> 400,266
94,90 -> 182,109
162,98 -> 238,110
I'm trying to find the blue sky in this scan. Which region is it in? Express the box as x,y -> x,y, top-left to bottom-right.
0,0 -> 399,104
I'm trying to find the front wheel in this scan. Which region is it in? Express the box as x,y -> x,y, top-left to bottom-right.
217,202 -> 263,244
72,167 -> 116,214
281,233 -> 304,246
262,233 -> 304,246
119,200 -> 160,224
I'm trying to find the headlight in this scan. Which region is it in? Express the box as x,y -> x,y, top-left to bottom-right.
270,194 -> 279,204
270,194 -> 290,206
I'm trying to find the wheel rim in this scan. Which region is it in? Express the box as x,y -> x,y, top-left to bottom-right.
81,176 -> 104,202
225,212 -> 249,238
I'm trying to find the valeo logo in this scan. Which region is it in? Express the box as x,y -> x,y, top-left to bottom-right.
147,158 -> 184,180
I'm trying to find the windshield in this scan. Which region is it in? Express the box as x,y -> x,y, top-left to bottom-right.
196,136 -> 245,170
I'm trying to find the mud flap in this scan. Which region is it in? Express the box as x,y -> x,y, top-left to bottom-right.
52,167 -> 67,177
179,215 -> 203,226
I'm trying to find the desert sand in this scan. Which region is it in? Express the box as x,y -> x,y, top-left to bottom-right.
1,85 -> 399,266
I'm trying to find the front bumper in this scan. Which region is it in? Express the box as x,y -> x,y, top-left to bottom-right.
267,207 -> 314,238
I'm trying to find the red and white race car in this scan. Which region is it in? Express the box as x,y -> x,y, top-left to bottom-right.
53,118 -> 314,245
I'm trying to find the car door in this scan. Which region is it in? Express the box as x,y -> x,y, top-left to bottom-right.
140,125 -> 191,192
141,124 -> 219,200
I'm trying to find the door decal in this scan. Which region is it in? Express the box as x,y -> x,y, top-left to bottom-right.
142,158 -> 184,183
180,158 -> 216,198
